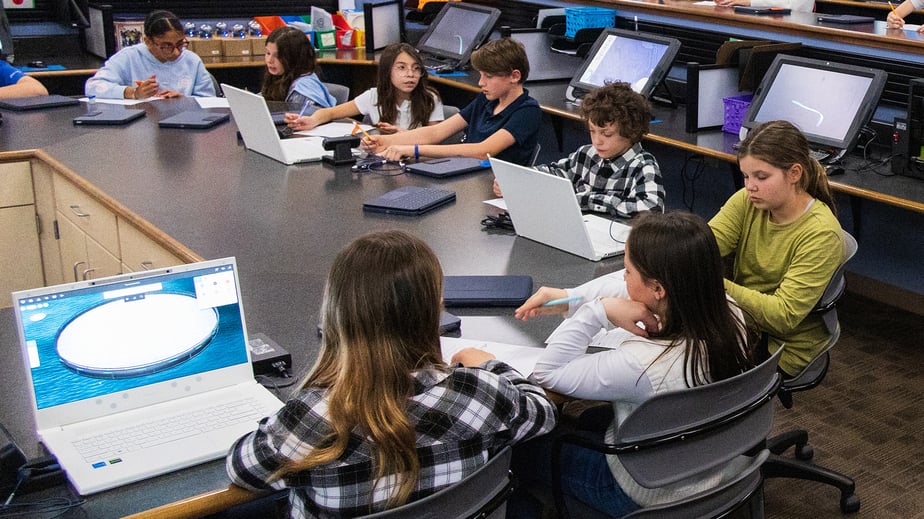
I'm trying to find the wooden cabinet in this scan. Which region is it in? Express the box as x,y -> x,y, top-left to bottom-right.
53,174 -> 122,282
0,162 -> 44,307
118,218 -> 184,273
0,155 -> 198,307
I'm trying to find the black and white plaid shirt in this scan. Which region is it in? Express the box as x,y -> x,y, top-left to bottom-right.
226,360 -> 557,518
537,143 -> 664,218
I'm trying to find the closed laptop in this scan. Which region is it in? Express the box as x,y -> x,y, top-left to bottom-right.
0,94 -> 80,111
158,111 -> 230,129
363,186 -> 456,215
443,275 -> 533,307
73,107 -> 145,126
405,157 -> 491,178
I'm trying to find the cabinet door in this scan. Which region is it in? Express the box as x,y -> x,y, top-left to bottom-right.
53,175 -> 120,258
0,205 -> 43,307
118,218 -> 184,272
85,234 -> 122,280
0,162 -> 33,207
56,211 -> 90,282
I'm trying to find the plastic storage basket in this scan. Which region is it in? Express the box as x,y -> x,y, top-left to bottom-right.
722,94 -> 753,134
564,7 -> 617,39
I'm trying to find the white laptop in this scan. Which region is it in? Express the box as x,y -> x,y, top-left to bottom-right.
490,157 -> 630,261
222,83 -> 326,165
11,258 -> 284,495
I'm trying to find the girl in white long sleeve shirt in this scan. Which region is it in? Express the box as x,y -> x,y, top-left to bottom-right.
510,211 -> 754,518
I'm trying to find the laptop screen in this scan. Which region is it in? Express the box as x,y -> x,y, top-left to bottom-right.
415,3 -> 500,64
742,55 -> 887,152
13,259 -> 249,411
569,28 -> 680,100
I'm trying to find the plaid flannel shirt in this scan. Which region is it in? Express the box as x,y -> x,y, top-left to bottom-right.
536,143 -> 664,218
227,360 -> 557,518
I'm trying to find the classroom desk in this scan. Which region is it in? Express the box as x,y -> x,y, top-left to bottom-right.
0,96 -> 618,517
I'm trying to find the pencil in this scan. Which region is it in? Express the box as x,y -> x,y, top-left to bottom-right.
889,1 -> 897,13
352,121 -> 372,140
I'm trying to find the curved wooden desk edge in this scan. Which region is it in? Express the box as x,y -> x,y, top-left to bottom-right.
121,484 -> 267,519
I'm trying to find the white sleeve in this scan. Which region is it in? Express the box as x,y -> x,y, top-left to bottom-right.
353,88 -> 377,122
531,300 -> 654,403
429,93 -> 445,122
563,269 -> 629,317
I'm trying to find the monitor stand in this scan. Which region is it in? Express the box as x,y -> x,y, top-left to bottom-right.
649,79 -> 676,108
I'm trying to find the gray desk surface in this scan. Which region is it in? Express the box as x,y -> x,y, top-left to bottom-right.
0,97 -> 620,517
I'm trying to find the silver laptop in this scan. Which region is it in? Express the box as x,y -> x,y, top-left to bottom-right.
490,157 -> 629,261
222,83 -> 326,165
12,258 -> 284,495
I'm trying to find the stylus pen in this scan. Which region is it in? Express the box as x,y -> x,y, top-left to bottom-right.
296,100 -> 313,118
541,296 -> 581,307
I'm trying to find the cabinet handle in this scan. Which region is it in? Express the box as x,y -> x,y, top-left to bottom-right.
73,261 -> 87,282
69,205 -> 90,218
140,261 -> 154,270
82,268 -> 96,280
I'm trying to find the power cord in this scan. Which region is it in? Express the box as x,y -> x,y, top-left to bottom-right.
480,212 -> 515,232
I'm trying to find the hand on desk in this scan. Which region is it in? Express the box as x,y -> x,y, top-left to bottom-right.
514,286 -> 571,321
715,0 -> 751,7
362,134 -> 411,162
285,112 -> 321,131
492,178 -> 503,198
131,75 -> 182,100
451,347 -> 497,367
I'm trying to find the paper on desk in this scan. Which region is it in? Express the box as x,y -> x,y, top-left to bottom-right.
484,198 -> 507,211
904,24 -> 922,31
296,121 -> 374,138
196,97 -> 229,109
441,336 -> 545,376
694,1 -> 717,5
80,97 -> 151,105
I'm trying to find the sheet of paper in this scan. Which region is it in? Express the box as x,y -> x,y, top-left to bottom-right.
483,198 -> 507,211
81,97 -> 150,106
296,121 -> 374,138
694,1 -> 717,5
441,337 -> 545,377
904,24 -> 922,31
196,97 -> 229,109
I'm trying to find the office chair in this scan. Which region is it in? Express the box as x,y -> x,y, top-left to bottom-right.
440,105 -> 465,144
323,82 -> 350,105
550,349 -> 783,519
359,446 -> 514,519
762,231 -> 861,514
208,72 -> 222,97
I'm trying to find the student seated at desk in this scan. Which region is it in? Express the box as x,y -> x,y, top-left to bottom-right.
85,10 -> 215,99
507,211 -> 755,518
226,230 -> 556,518
363,38 -> 542,165
286,43 -> 444,133
715,0 -> 815,11
0,59 -> 48,98
515,121 -> 844,378
261,26 -> 336,109
493,82 -> 664,219
887,0 -> 924,30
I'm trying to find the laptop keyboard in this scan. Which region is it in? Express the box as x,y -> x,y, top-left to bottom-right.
71,398 -> 266,461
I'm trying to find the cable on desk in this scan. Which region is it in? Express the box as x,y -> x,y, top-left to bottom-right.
480,212 -> 515,232
256,373 -> 299,391
0,496 -> 86,518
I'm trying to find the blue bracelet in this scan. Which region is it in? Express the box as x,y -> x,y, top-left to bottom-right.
414,144 -> 419,161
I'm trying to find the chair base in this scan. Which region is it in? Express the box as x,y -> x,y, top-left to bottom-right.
762,453 -> 860,514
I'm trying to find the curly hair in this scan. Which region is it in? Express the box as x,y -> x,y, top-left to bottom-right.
579,82 -> 651,144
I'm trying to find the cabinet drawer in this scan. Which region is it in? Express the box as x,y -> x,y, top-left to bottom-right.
53,175 -> 119,256
0,162 -> 34,207
118,219 -> 184,272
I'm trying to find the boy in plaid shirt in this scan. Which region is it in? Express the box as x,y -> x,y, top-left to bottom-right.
494,82 -> 664,218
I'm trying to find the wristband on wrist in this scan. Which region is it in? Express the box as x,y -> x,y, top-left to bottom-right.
414,144 -> 419,161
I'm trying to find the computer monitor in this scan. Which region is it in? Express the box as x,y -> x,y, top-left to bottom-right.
414,2 -> 501,69
567,28 -> 681,102
364,0 -> 405,54
741,54 -> 887,155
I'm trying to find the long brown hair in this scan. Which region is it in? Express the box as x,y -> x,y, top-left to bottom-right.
261,26 -> 319,102
376,43 -> 438,129
737,120 -> 837,215
277,230 -> 445,507
628,212 -> 754,385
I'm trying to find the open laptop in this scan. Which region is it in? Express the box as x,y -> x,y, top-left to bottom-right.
158,110 -> 230,129
0,94 -> 80,111
222,83 -> 326,165
490,157 -> 629,261
414,2 -> 500,72
11,258 -> 284,495
363,185 -> 456,216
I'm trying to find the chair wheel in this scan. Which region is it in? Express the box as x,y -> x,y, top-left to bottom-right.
840,494 -> 860,513
795,444 -> 814,460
